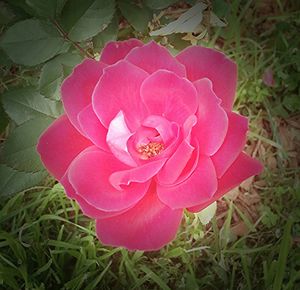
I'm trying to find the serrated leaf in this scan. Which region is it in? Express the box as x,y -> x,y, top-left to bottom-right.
0,164 -> 47,198
2,87 -> 63,125
0,100 -> 9,133
196,202 -> 217,225
212,0 -> 230,18
39,62 -> 63,101
1,117 -> 54,172
39,53 -> 83,100
118,0 -> 152,33
0,48 -> 12,67
25,0 -> 67,18
0,19 -> 67,66
93,14 -> 119,51
144,0 -> 178,10
150,2 -> 207,36
5,0 -> 35,16
61,0 -> 115,42
0,2 -> 16,25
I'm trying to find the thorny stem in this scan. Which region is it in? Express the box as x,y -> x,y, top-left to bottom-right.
52,20 -> 94,59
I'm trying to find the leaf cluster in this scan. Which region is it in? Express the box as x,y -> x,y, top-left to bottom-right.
0,0 -> 231,199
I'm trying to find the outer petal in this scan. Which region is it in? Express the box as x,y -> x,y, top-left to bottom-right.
176,46 -> 237,110
60,145 -> 101,199
188,152 -> 263,213
157,155 -> 217,209
193,78 -> 228,156
60,173 -> 126,219
96,185 -> 183,251
211,112 -> 248,177
37,115 -> 92,180
77,104 -> 109,151
126,41 -> 186,77
68,149 -> 150,211
93,60 -> 149,131
61,59 -> 106,133
100,39 -> 143,65
141,70 -> 198,125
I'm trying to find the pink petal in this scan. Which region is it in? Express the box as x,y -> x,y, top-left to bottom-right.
193,78 -> 228,156
183,114 -> 197,141
156,123 -> 181,160
126,41 -> 186,77
96,185 -> 183,251
60,173 -> 126,219
176,46 -> 237,110
188,152 -> 263,213
61,59 -> 106,133
68,149 -> 150,211
106,111 -> 136,167
37,115 -> 92,180
92,60 -> 149,131
77,104 -> 109,151
157,154 -> 217,209
110,158 -> 167,190
141,70 -> 198,125
142,115 -> 175,145
175,140 -> 200,185
100,39 -> 143,65
211,112 -> 248,177
157,140 -> 194,185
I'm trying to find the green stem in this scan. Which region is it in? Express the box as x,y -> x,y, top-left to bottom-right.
52,20 -> 94,59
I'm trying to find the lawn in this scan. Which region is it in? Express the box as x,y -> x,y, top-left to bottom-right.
0,1 -> 299,289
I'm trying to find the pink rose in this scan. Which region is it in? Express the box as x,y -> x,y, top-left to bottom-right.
37,39 -> 262,251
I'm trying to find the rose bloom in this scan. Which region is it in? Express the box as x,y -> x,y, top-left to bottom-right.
37,39 -> 262,251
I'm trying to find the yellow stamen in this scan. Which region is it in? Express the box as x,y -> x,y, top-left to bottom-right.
137,142 -> 164,159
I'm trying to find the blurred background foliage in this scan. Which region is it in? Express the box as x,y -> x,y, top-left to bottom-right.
0,0 -> 299,289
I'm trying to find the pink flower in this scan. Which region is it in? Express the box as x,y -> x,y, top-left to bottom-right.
37,39 -> 263,251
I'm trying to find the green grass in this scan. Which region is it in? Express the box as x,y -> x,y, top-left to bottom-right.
1,1 -> 300,289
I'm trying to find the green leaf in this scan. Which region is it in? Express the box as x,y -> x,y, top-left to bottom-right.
0,19 -> 67,66
61,0 -> 115,42
5,0 -> 35,16
1,117 -> 54,172
0,100 -> 9,133
144,0 -> 178,10
260,205 -> 279,228
0,48 -> 12,67
212,0 -> 230,18
2,87 -> 63,125
25,0 -> 68,18
0,2 -> 16,25
118,0 -> 152,33
39,53 -> 83,100
196,202 -> 217,225
93,14 -> 119,51
0,164 -> 47,199
150,2 -> 207,36
283,94 -> 300,112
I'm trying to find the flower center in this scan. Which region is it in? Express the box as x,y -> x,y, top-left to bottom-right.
137,142 -> 164,159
